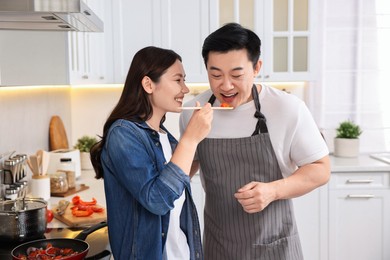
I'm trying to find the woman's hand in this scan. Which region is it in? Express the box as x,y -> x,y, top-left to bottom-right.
171,102 -> 213,175
183,101 -> 213,144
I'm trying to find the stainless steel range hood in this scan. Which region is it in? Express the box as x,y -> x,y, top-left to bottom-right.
0,0 -> 103,32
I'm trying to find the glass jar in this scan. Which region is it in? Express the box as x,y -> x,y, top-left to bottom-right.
50,172 -> 69,194
57,158 -> 76,189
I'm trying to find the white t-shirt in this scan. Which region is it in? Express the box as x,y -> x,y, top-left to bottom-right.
179,84 -> 329,178
159,131 -> 190,260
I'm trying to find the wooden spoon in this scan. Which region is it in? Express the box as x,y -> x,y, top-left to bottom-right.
29,155 -> 40,176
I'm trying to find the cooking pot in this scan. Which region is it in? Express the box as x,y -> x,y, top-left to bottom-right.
11,221 -> 110,260
0,198 -> 47,242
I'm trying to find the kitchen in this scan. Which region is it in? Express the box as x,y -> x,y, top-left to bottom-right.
1,0 -> 390,259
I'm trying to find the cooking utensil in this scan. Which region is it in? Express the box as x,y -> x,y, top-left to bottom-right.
11,221 -> 110,260
0,198 -> 47,242
179,106 -> 233,110
28,155 -> 40,176
41,150 -> 50,175
36,150 -> 43,175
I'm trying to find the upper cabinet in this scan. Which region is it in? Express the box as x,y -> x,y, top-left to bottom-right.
68,0 -> 114,84
210,0 -> 317,82
111,0 -> 210,83
0,0 -> 318,86
0,0 -> 113,86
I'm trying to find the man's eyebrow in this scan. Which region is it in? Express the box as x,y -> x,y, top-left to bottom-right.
209,66 -> 221,71
208,66 -> 244,71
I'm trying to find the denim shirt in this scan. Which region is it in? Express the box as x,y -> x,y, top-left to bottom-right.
101,119 -> 203,260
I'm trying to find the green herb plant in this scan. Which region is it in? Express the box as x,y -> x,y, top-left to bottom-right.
336,120 -> 362,139
74,135 -> 98,153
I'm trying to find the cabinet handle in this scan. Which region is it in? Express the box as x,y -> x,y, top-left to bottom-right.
264,75 -> 270,79
346,179 -> 373,184
82,75 -> 89,79
347,194 -> 375,199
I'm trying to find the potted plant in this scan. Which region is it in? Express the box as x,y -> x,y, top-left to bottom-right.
334,120 -> 362,157
74,135 -> 98,170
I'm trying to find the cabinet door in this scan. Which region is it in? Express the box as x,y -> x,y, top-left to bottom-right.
0,30 -> 69,86
112,0 -> 209,83
68,0 -> 113,84
210,0 -> 315,82
293,186 -> 327,260
160,0 -> 210,82
111,0 -> 162,83
329,189 -> 390,260
260,0 -> 313,81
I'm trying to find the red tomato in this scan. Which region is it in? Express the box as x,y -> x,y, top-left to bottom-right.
46,209 -> 54,223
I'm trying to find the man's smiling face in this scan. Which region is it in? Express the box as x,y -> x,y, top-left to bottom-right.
206,49 -> 261,107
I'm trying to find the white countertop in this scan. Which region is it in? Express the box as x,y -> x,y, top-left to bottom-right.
331,154 -> 390,172
47,170 -> 106,228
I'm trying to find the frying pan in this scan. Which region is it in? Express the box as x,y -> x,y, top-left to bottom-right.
11,221 -> 110,260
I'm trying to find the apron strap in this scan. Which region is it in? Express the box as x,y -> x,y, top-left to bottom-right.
207,84 -> 268,135
251,85 -> 268,135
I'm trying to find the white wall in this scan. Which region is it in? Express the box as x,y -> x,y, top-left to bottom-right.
0,86 -> 71,155
69,86 -> 122,146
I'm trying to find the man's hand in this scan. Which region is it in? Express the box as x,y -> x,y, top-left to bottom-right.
234,181 -> 277,213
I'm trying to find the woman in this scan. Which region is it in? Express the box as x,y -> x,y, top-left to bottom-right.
90,46 -> 212,260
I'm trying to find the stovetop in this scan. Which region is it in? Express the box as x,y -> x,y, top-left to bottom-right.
0,226 -> 110,259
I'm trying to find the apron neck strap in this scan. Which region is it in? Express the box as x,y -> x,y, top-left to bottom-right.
251,85 -> 268,135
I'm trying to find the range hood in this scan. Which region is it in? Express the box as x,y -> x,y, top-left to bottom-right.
0,0 -> 103,32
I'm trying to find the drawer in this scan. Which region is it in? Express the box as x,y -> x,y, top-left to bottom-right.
329,172 -> 390,190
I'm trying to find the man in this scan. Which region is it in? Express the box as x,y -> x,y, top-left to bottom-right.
179,23 -> 330,260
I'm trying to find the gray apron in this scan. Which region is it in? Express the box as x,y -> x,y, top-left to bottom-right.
197,85 -> 303,260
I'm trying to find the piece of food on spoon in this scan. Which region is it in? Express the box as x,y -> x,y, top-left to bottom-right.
220,102 -> 232,107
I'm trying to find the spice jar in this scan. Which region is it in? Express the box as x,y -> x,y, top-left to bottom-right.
57,158 -> 76,189
50,172 -> 69,194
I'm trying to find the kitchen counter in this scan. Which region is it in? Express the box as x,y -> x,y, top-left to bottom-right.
47,169 -> 106,228
330,154 -> 390,172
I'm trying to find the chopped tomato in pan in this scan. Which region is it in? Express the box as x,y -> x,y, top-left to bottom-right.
17,243 -> 79,259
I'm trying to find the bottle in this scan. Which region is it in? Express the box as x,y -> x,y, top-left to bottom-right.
57,158 -> 76,189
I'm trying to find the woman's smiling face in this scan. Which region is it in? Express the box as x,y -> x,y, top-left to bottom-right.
206,49 -> 261,108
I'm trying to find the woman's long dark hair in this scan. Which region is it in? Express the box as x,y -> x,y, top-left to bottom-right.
90,46 -> 182,179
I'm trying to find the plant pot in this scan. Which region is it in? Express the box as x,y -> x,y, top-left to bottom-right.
334,138 -> 360,157
80,152 -> 93,170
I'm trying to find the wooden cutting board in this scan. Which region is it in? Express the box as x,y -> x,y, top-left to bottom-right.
49,115 -> 69,151
53,203 -> 107,227
51,184 -> 89,197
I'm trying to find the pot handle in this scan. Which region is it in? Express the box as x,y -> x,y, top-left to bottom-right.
74,221 -> 107,241
85,249 -> 111,260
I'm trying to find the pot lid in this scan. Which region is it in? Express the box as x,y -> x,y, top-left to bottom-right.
0,198 -> 47,212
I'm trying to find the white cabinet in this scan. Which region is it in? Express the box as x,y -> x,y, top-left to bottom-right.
210,0 -> 317,82
0,31 -> 69,86
294,155 -> 390,260
328,171 -> 390,260
190,173 -> 205,236
0,0 -> 112,86
65,0 -> 113,84
111,0 -> 210,83
293,186 -> 327,260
